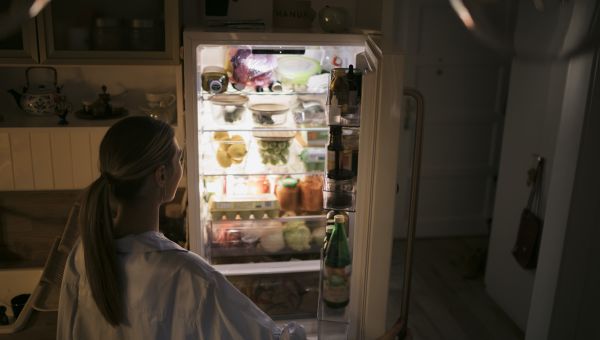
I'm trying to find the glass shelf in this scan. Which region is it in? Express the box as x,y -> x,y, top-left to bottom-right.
199,89 -> 328,98
200,127 -> 328,133
199,130 -> 326,175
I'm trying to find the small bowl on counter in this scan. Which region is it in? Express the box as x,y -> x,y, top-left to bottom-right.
249,103 -> 288,126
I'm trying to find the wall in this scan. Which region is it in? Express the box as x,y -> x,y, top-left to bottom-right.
484,2 -> 595,333
392,0 -> 508,238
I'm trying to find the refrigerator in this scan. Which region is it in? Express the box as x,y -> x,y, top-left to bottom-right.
183,29 -> 404,339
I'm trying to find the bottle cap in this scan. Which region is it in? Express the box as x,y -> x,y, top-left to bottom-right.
281,178 -> 298,188
334,214 -> 345,224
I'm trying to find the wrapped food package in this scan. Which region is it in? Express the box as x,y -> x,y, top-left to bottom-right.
226,47 -> 277,91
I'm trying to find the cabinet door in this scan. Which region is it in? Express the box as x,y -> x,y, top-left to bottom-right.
0,1 -> 39,64
38,0 -> 179,64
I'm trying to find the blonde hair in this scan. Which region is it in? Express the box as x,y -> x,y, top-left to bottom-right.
79,116 -> 176,326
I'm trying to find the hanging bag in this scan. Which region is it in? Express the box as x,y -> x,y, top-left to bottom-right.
512,157 -> 545,269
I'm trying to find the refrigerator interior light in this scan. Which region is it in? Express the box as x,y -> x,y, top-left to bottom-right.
252,47 -> 306,55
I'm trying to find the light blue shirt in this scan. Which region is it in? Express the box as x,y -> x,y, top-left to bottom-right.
57,231 -> 306,340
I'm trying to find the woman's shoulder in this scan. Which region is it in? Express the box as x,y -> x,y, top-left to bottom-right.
159,247 -> 221,283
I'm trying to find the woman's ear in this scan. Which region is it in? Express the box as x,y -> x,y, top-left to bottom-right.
154,165 -> 167,186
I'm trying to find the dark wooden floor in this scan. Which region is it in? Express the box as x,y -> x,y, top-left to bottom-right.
387,237 -> 524,340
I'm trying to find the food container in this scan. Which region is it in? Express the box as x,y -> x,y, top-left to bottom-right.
275,178 -> 299,212
249,103 -> 288,126
292,101 -> 326,127
209,94 -> 248,124
298,175 -> 324,212
276,56 -> 321,86
299,147 -> 326,171
212,132 -> 248,169
202,66 -> 228,94
209,194 -> 280,220
253,130 -> 296,166
323,177 -> 355,210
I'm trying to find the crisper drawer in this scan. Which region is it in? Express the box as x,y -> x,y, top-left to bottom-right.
228,271 -> 320,320
207,216 -> 326,264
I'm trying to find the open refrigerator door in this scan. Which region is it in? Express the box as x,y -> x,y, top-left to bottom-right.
183,31 -> 404,339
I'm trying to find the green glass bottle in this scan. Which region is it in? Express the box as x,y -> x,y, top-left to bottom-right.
322,214 -> 351,309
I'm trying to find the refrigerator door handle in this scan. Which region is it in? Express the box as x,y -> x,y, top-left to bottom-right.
376,88 -> 425,340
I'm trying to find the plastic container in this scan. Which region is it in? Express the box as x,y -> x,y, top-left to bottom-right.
210,94 -> 248,124
323,177 -> 355,210
249,103 -> 288,126
212,132 -> 248,169
209,194 -> 280,220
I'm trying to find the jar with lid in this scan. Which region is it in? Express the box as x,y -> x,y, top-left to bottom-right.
342,127 -> 359,178
298,175 -> 323,212
275,177 -> 299,212
93,17 -> 121,50
130,19 -> 158,51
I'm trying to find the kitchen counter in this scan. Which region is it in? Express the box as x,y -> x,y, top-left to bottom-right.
0,311 -> 56,340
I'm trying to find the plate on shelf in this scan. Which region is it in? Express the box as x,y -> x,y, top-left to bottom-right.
75,107 -> 128,120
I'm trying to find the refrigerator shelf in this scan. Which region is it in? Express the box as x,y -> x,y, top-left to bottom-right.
210,243 -> 321,258
215,259 -> 320,276
199,90 -> 328,98
200,170 -> 324,176
211,214 -> 326,224
200,127 -> 328,132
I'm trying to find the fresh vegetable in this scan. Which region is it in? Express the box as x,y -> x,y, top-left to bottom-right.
258,140 -> 290,165
260,228 -> 285,253
283,221 -> 311,251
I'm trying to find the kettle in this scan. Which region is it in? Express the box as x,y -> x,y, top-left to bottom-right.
8,67 -> 65,115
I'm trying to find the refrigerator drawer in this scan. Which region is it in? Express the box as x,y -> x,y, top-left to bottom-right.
228,271 -> 320,320
207,216 -> 326,264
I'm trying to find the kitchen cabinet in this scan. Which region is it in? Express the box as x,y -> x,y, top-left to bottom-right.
0,0 -> 180,65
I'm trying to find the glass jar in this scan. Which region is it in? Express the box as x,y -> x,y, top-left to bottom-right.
276,178 -> 299,212
93,17 -> 121,50
130,19 -> 158,51
298,175 -> 323,212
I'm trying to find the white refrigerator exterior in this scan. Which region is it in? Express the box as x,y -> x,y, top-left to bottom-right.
183,30 -> 404,339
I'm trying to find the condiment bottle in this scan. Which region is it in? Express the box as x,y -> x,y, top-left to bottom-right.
327,125 -> 353,181
327,68 -> 349,124
323,214 -> 351,309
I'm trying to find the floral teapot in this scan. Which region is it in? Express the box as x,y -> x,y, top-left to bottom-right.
8,67 -> 66,115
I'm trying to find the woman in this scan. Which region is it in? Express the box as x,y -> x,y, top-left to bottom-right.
57,116 -> 305,339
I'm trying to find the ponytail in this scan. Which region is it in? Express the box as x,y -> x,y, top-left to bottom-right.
79,176 -> 123,326
78,116 -> 176,327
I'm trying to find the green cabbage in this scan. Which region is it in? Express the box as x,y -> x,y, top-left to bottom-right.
283,221 -> 311,251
